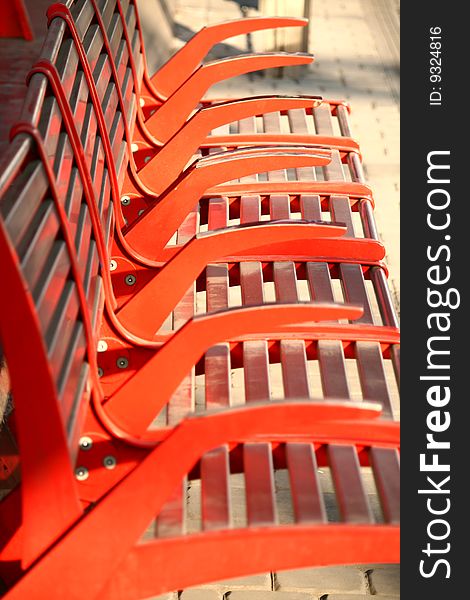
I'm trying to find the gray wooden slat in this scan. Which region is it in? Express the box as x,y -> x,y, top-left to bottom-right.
166,207 -> 198,424
340,264 -> 373,324
66,362 -> 90,445
239,196 -> 271,403
21,201 -> 60,291
97,0 -> 116,32
286,443 -> 327,523
313,105 -> 344,181
307,263 -> 335,303
237,118 -> 258,183
356,343 -> 393,418
35,242 -> 71,335
330,195 -> 355,237
318,340 -> 350,399
57,323 -> 86,404
47,283 -> 80,384
300,195 -> 322,220
288,108 -> 316,180
328,444 -> 374,523
262,112 -> 287,181
201,446 -> 232,530
370,447 -> 400,524
205,196 -> 231,409
244,443 -> 277,525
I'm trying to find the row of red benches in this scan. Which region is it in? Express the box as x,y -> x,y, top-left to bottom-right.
0,0 -> 400,597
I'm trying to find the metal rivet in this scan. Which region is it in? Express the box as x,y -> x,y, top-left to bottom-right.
138,209 -> 145,216
125,274 -> 136,286
116,357 -> 129,369
97,340 -> 108,352
75,467 -> 89,481
98,367 -> 104,377
144,156 -> 151,163
79,436 -> 93,451
150,109 -> 156,115
121,195 -> 131,206
103,455 -> 117,470
139,97 -> 145,107
110,259 -> 118,271
131,142 -> 139,152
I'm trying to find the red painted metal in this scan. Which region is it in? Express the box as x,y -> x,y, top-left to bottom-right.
0,139 -> 83,567
0,2 -> 401,596
152,17 -> 310,99
104,303 -> 398,438
0,0 -> 33,40
130,96 -> 361,195
3,401 -> 399,599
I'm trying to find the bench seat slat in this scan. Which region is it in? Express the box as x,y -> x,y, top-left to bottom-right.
286,443 -> 327,523
205,197 -> 231,409
201,446 -> 232,530
370,447 -> 400,524
244,443 -> 277,526
356,342 -> 393,417
328,444 -> 374,523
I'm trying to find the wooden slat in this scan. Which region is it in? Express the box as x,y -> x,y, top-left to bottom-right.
307,262 -> 335,303
340,264 -> 373,324
21,202 -> 60,291
262,112 -> 286,181
300,194 -> 322,220
313,105 -> 344,181
328,444 -> 373,523
57,324 -> 86,411
330,195 -> 355,237
269,172 -> 309,399
47,283 -> 80,384
370,447 -> 400,524
273,260 -> 310,398
98,0 -> 116,32
336,104 -> 353,137
239,195 -> 271,403
201,446 -> 232,530
35,242 -> 71,334
156,207 -> 199,538
237,118 -> 258,184
166,208 -> 198,424
288,108 -> 316,180
318,340 -> 350,399
286,443 -> 326,523
244,443 -> 277,525
356,343 -> 394,418
205,196 -> 231,409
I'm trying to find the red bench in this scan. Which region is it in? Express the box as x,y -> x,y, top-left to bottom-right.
0,1 -> 400,597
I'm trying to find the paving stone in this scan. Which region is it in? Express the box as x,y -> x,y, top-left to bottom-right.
325,596 -> 399,600
196,573 -> 271,590
275,567 -> 365,593
367,565 -> 400,595
228,593 -> 313,599
220,574 -> 272,589
179,589 -> 220,599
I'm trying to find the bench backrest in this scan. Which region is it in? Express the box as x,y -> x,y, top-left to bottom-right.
0,0 -> 136,558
